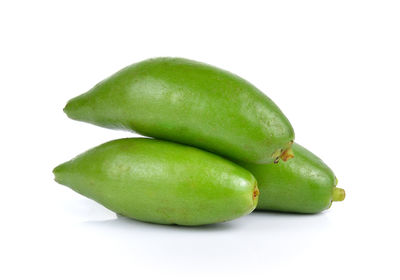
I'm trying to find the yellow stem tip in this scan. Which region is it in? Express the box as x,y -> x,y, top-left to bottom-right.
332,187 -> 346,202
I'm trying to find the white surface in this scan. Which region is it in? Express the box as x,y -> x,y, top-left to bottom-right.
1,1 -> 399,279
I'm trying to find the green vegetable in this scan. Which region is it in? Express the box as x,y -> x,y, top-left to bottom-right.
64,57 -> 294,164
53,138 -> 259,226
240,143 -> 345,214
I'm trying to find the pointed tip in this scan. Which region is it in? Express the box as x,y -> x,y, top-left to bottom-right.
62,102 -> 68,115
52,162 -> 68,184
62,93 -> 88,121
63,99 -> 73,119
52,165 -> 61,182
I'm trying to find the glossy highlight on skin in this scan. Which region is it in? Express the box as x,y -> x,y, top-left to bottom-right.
239,143 -> 345,214
63,57 -> 294,164
53,138 -> 259,226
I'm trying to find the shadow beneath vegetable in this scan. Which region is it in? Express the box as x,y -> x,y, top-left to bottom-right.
80,209 -> 331,269
83,214 -> 236,232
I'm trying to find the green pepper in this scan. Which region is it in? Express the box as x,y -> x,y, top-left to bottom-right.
53,138 -> 259,226
64,57 -> 294,164
240,143 -> 345,213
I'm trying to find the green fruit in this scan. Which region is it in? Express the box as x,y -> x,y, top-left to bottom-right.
240,143 -> 345,214
53,138 -> 259,226
64,57 -> 294,164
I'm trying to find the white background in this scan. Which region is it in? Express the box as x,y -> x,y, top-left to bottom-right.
1,1 -> 399,279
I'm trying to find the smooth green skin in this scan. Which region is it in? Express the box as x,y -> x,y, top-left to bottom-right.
64,57 -> 294,164
240,143 -> 339,214
53,138 -> 258,226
